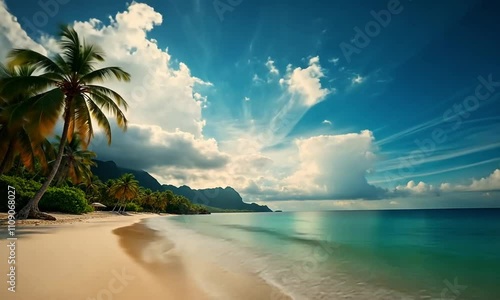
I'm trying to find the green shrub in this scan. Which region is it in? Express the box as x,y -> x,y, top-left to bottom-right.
124,202 -> 142,212
39,187 -> 92,214
84,204 -> 95,213
0,175 -> 40,212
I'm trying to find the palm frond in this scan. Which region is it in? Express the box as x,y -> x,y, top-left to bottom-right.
73,94 -> 93,147
59,25 -> 81,72
16,129 -> 36,172
85,85 -> 129,109
80,67 -> 131,83
85,98 -> 111,145
7,49 -> 64,75
78,44 -> 105,74
86,89 -> 128,130
0,75 -> 57,99
23,88 -> 65,136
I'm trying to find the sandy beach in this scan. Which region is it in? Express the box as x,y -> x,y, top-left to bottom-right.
0,213 -> 290,300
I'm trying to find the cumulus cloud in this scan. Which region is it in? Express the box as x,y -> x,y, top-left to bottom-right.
392,169 -> 500,197
0,0 -> 46,60
6,1 -> 494,209
39,2 -> 212,137
52,3 -> 234,173
440,169 -> 500,192
264,130 -> 384,200
91,123 -> 229,171
395,181 -> 436,194
1,1 -> 230,179
280,56 -> 330,107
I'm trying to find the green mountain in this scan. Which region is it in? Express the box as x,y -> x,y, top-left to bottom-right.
163,185 -> 272,212
91,160 -> 272,212
91,160 -> 163,190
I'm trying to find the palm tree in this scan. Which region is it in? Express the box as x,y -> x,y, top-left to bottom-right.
53,134 -> 97,186
2,25 -> 130,220
79,175 -> 103,203
109,174 -> 139,214
0,65 -> 54,175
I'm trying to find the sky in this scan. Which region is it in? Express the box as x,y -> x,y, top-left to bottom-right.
1,0 -> 500,211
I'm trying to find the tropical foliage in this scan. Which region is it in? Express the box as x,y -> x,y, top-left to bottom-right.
109,173 -> 139,213
0,25 -> 130,219
0,25 -> 210,219
53,134 -> 97,186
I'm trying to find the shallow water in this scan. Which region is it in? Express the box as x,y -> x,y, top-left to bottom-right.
146,209 -> 500,299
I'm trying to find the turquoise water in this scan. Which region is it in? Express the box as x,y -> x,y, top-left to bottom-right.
147,209 -> 500,299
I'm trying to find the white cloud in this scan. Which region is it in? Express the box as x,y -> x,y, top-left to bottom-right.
274,130 -> 382,200
352,74 -> 364,85
393,169 -> 500,197
395,181 -> 435,194
91,123 -> 229,171
38,2 -> 212,137
252,73 -> 264,84
265,57 -> 279,76
328,57 -> 339,65
1,1 -> 229,180
0,0 -> 46,60
441,169 -> 500,192
280,56 -> 331,107
4,1 -> 495,210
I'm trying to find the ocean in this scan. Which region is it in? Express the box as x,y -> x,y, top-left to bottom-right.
146,209 -> 500,299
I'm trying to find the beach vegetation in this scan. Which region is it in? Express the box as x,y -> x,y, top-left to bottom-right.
109,173 -> 140,213
1,25 -> 130,220
0,25 -> 212,218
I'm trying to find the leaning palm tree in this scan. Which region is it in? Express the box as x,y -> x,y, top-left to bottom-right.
52,134 -> 97,186
109,174 -> 139,214
2,25 -> 130,220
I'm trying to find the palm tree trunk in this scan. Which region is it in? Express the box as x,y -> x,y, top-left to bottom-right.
0,139 -> 14,174
17,103 -> 72,220
53,159 -> 68,186
121,200 -> 131,214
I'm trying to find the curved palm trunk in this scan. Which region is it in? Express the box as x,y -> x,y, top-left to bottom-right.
17,103 -> 72,220
53,159 -> 69,186
0,139 -> 14,174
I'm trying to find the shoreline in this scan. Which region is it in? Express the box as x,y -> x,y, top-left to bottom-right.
0,213 -> 291,300
0,211 -> 161,226
114,218 -> 292,300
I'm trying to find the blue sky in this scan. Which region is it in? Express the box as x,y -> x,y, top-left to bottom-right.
1,0 -> 500,210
